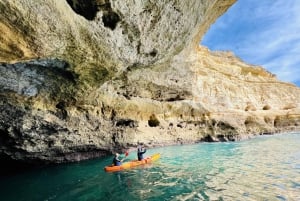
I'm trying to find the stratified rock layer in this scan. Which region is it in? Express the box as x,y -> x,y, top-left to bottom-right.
1,0 -> 300,166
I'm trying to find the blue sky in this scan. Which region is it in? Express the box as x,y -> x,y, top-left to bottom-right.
201,0 -> 300,87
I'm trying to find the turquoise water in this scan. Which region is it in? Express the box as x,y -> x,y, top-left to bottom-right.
1,133 -> 300,201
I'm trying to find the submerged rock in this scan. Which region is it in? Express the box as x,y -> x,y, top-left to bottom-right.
0,0 -> 300,167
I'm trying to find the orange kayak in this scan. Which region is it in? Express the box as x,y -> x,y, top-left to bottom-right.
104,153 -> 160,172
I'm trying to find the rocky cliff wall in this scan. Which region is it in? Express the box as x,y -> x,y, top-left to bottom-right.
1,0 -> 300,166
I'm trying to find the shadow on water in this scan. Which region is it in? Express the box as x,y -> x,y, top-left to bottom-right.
0,154 -> 50,178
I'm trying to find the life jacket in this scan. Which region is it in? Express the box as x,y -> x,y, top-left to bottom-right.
113,156 -> 121,166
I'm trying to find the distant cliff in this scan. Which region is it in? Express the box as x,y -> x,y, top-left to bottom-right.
1,0 -> 300,166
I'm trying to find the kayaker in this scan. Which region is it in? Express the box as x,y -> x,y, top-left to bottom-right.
137,144 -> 146,161
113,153 -> 124,166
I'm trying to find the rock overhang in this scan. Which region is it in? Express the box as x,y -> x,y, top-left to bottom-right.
0,0 -> 237,73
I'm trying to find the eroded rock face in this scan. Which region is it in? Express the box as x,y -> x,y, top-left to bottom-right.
1,0 -> 300,167
0,0 -> 234,73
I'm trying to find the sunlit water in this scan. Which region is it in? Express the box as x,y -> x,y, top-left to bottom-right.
1,133 -> 300,201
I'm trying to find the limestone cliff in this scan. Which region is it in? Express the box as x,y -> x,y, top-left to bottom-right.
1,0 -> 300,166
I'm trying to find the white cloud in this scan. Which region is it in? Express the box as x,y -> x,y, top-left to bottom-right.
202,0 -> 300,86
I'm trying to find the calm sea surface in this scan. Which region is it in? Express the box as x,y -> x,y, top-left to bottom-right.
0,133 -> 300,201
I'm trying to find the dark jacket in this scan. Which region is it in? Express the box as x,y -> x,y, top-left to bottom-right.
137,147 -> 146,161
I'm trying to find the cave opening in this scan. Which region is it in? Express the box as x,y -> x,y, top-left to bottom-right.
66,0 -> 98,20
102,11 -> 120,30
100,2 -> 120,30
66,0 -> 121,30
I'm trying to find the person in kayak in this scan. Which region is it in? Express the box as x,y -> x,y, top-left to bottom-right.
113,153 -> 124,166
137,144 -> 147,161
